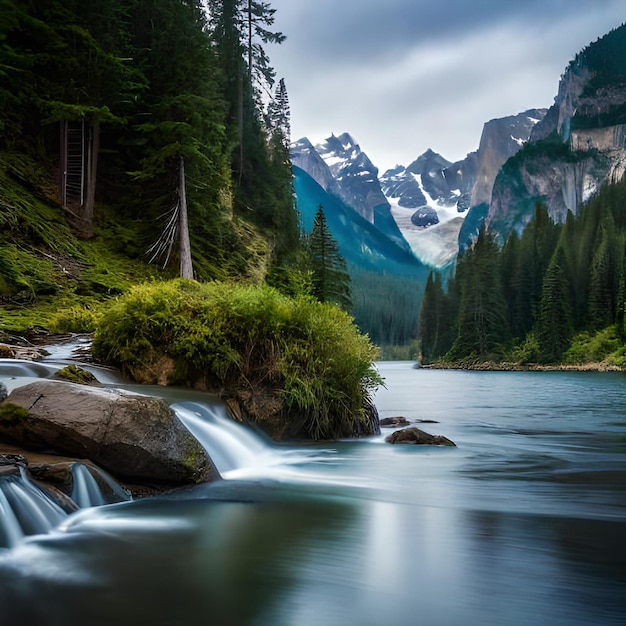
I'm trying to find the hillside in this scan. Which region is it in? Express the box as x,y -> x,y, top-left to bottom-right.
0,1 -> 299,335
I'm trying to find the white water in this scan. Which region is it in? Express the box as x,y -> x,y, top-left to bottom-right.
0,472 -> 67,548
172,401 -> 347,484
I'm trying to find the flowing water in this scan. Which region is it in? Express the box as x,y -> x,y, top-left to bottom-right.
0,359 -> 625,625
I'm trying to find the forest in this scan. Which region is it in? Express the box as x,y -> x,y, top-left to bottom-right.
419,175 -> 626,367
0,0 -> 303,301
0,0 -> 422,352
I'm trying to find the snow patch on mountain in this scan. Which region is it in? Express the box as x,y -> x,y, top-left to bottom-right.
388,197 -> 464,268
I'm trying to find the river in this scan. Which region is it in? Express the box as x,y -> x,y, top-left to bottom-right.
0,359 -> 625,625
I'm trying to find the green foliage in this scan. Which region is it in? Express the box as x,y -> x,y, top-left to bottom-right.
438,174 -> 626,367
533,247 -> 574,362
48,305 -> 101,334
55,364 -> 96,384
0,402 -> 28,424
0,0 -> 294,287
307,205 -> 352,311
93,279 -> 381,440
419,271 -> 455,364
563,326 -> 622,364
447,227 -> 509,360
351,267 -> 423,349
507,332 -> 541,364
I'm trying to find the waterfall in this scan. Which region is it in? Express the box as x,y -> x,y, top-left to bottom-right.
70,463 -> 131,509
0,471 -> 68,549
71,463 -> 105,508
173,401 -> 274,475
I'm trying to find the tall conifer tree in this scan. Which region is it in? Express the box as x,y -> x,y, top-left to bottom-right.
308,205 -> 351,311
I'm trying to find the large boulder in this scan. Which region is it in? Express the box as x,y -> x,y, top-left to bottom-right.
385,426 -> 456,447
0,380 -> 216,485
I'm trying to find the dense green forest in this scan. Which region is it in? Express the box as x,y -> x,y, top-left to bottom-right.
420,176 -> 626,367
0,0 -> 308,325
0,0 -> 413,353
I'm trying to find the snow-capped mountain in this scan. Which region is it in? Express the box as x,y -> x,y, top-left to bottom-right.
291,132 -> 388,224
379,149 -> 479,267
291,109 -> 547,270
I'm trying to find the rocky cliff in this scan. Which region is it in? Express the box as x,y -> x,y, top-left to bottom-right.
485,24 -> 626,242
471,109 -> 547,207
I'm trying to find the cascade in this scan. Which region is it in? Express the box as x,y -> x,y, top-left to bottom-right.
0,471 -> 67,549
70,463 -> 131,509
172,401 -> 273,475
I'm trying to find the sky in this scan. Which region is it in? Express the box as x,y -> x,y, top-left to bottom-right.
267,0 -> 626,172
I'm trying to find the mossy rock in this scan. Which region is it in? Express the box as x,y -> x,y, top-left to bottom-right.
0,402 -> 29,424
55,364 -> 97,385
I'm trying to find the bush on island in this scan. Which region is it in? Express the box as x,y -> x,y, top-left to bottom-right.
92,279 -> 382,440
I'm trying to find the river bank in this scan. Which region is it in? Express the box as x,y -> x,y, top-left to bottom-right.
419,360 -> 624,372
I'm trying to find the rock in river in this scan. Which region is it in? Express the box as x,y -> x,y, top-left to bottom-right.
385,427 -> 455,447
0,380 -> 216,485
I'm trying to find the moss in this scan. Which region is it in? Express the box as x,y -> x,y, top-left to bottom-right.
55,365 -> 97,384
0,402 -> 29,424
93,279 -> 382,440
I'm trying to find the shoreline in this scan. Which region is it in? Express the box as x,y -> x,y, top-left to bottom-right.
418,360 -> 625,372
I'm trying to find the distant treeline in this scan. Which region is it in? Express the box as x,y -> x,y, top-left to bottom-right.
420,176 -> 626,365
350,267 -> 423,351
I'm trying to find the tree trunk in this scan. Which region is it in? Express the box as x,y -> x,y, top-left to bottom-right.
81,119 -> 99,239
178,155 -> 194,279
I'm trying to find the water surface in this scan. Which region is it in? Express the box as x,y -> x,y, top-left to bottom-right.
0,361 -> 624,625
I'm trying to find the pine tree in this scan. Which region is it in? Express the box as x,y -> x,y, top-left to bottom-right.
449,226 -> 509,360
266,77 -> 290,148
587,214 -> 620,330
419,271 -> 447,363
308,205 -> 351,311
534,246 -> 574,362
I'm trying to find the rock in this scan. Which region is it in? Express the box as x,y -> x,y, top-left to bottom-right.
385,427 -> 456,447
0,382 -> 7,402
54,364 -> 97,384
0,380 -> 216,485
0,343 -> 48,360
0,344 -> 15,358
0,453 -> 27,466
411,206 -> 439,228
380,416 -> 411,428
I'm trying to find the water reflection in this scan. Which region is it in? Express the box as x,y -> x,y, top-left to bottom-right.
0,361 -> 624,625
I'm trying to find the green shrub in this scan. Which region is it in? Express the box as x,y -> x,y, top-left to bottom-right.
563,326 -> 622,364
93,279 -> 382,440
48,305 -> 102,333
508,333 -> 541,364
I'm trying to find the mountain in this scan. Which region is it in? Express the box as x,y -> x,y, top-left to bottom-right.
290,133 -> 410,250
482,24 -> 626,243
293,166 -> 423,275
292,165 -> 430,348
291,133 -> 388,224
380,149 -> 477,212
471,109 -> 548,207
292,107 -> 549,270
379,149 -> 478,268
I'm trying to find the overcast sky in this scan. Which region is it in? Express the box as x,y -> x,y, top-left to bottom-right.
267,0 -> 625,172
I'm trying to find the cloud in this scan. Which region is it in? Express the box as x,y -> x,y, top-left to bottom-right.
268,0 -> 626,170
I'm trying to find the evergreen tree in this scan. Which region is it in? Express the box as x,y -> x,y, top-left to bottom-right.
448,227 -> 509,360
587,214 -> 620,330
308,205 -> 351,311
534,246 -> 574,362
266,77 -> 290,148
419,271 -> 451,363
